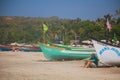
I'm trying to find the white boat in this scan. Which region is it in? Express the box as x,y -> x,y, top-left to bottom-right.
92,39 -> 120,66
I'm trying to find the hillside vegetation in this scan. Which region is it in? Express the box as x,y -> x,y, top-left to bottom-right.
0,14 -> 120,44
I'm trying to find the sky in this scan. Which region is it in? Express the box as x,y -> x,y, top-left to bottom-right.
0,0 -> 120,20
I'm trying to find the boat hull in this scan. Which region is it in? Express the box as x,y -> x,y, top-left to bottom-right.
0,47 -> 12,51
92,40 -> 120,66
0,45 -> 12,51
40,44 -> 96,60
19,47 -> 41,52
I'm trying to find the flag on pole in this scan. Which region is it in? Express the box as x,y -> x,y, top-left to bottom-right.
106,18 -> 111,32
113,33 -> 117,43
43,24 -> 48,33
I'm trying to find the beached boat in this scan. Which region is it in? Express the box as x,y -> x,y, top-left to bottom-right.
0,45 -> 12,51
19,46 -> 41,52
92,39 -> 120,66
48,42 -> 95,52
39,44 -> 96,60
0,44 -> 41,52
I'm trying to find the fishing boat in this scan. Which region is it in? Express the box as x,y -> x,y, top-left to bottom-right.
0,45 -> 12,51
0,44 -> 41,52
39,44 -> 96,60
48,42 -> 95,52
92,39 -> 120,66
19,46 -> 41,52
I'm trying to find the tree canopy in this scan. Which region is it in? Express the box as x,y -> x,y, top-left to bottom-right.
0,13 -> 120,44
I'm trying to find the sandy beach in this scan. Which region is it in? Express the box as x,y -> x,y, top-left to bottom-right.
0,51 -> 120,80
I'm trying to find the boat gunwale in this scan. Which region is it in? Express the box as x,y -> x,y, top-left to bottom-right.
40,44 -> 96,54
92,38 -> 120,48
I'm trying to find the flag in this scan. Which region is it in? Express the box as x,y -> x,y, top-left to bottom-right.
106,18 -> 111,32
43,24 -> 48,33
113,33 -> 117,43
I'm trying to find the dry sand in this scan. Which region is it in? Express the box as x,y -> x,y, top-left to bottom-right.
0,51 -> 120,80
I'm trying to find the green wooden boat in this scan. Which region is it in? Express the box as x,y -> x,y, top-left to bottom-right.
39,44 -> 96,60
48,42 -> 96,52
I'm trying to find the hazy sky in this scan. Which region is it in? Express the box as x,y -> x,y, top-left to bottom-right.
0,0 -> 120,20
